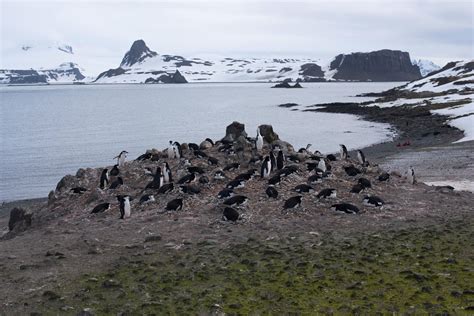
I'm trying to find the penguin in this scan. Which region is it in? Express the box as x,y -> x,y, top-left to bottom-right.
194,150 -> 208,158
223,162 -> 240,171
70,187 -> 87,194
208,156 -> 219,166
298,144 -> 312,154
260,156 -> 272,178
162,162 -> 173,183
177,173 -> 196,184
223,195 -> 248,207
278,165 -> 298,177
268,174 -> 281,186
276,150 -> 284,170
308,174 -> 323,184
317,188 -> 337,199
357,150 -> 367,165
407,167 -> 416,184
318,159 -> 327,173
157,183 -> 174,194
363,195 -> 384,207
167,141 -> 175,158
269,151 -> 276,171
222,207 -> 239,222
110,164 -> 120,176
266,186 -> 278,198
173,142 -> 182,158
246,168 -> 258,177
358,177 -> 372,188
340,144 -> 348,160
90,202 -> 110,214
378,172 -> 390,182
114,150 -> 128,167
256,128 -> 264,152
326,154 -> 337,161
99,168 -> 109,189
350,184 -> 365,194
287,154 -> 301,163
294,184 -> 314,193
146,167 -> 163,190
284,196 -> 302,209
188,166 -> 205,174
331,203 -> 360,214
214,170 -> 226,180
218,188 -> 234,199
234,173 -> 252,181
205,138 -> 215,146
226,179 -> 245,189
166,198 -> 183,211
117,195 -> 131,219
344,165 -> 361,177
139,194 -> 155,204
109,177 -> 123,190
188,143 -> 200,151
199,175 -> 210,184
180,185 -> 201,195
306,162 -> 318,172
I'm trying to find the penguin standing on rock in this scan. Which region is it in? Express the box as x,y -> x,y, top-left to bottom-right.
260,156 -> 272,178
117,195 -> 132,219
114,151 -> 128,167
357,150 -> 367,165
340,144 -> 348,160
167,141 -> 175,159
256,128 -> 264,152
110,164 -> 120,176
99,168 -> 109,189
276,150 -> 285,170
407,167 -> 416,184
162,162 -> 173,183
146,167 -> 163,189
269,151 -> 276,171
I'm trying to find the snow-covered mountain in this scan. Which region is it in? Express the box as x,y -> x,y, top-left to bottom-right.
412,59 -> 441,77
0,62 -> 86,84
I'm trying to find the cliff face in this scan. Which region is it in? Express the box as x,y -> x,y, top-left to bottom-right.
330,50 -> 422,82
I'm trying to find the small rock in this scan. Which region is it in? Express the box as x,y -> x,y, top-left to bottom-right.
8,207 -> 32,232
102,279 -> 121,288
76,308 -> 94,316
223,121 -> 247,142
144,235 -> 162,243
200,140 -> 213,150
42,290 -> 60,301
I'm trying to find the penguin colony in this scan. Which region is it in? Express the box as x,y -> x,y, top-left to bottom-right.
66,127 -> 417,222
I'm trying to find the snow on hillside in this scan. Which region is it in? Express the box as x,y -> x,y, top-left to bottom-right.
0,62 -> 86,84
412,59 -> 441,77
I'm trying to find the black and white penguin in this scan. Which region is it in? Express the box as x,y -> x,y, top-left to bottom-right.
90,202 -> 110,214
331,203 -> 360,214
260,156 -> 272,178
357,150 -> 367,165
188,143 -> 200,151
246,168 -> 259,177
173,142 -> 183,159
350,184 -> 365,194
194,150 -> 208,158
358,178 -> 372,188
139,194 -> 155,204
180,185 -> 201,195
162,162 -> 173,183
110,164 -> 120,176
284,195 -> 302,209
286,154 -> 301,163
70,187 -> 87,194
276,150 -> 285,170
117,195 -> 132,219
99,169 -> 109,189
308,174 -> 323,184
226,179 -> 245,189
205,138 -> 215,146
222,207 -> 239,222
268,174 -> 281,186
318,159 -> 327,173
157,183 -> 174,194
326,154 -> 337,161
344,165 -> 361,177
223,195 -> 248,207
166,198 -> 183,211
378,172 -> 390,182
208,156 -> 219,166
167,141 -> 175,158
218,188 -> 234,199
279,165 -> 299,177
256,128 -> 264,152
269,151 -> 276,171
294,184 -> 314,193
199,175 -> 209,184
298,144 -> 312,154
266,186 -> 278,198
146,167 -> 163,189
109,177 -> 124,190
306,162 -> 318,172
339,144 -> 348,160
188,166 -> 205,174
177,173 -> 196,184
317,188 -> 337,199
223,162 -> 240,171
407,167 -> 416,184
234,172 -> 252,181
114,150 -> 128,167
363,195 -> 384,207
214,170 -> 226,180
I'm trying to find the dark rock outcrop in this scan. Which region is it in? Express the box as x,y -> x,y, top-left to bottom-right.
95,67 -> 126,81
223,121 -> 247,141
299,63 -> 324,78
258,124 -> 280,143
144,70 -> 188,84
330,49 -> 422,81
271,82 -> 303,88
8,207 -> 32,232
120,39 -> 158,67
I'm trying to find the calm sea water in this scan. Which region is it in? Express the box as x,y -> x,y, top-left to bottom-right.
0,82 -> 398,201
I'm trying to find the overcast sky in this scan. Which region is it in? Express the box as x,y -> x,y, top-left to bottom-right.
1,0 -> 473,68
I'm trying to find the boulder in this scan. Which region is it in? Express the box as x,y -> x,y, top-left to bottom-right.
8,207 -> 32,232
258,125 -> 279,143
55,175 -> 78,193
272,140 -> 295,153
200,140 -> 213,150
223,121 -> 247,142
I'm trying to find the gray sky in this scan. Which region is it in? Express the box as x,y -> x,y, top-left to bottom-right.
1,0 -> 473,68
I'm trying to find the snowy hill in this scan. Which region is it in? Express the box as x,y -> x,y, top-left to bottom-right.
0,62 -> 86,84
412,59 -> 441,77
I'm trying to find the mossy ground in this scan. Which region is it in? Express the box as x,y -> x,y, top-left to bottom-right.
38,219 -> 474,315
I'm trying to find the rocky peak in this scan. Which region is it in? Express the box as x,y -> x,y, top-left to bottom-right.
120,39 -> 158,67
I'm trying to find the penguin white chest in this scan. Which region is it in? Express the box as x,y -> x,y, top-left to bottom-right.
318,160 -> 326,172
123,198 -> 131,218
